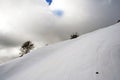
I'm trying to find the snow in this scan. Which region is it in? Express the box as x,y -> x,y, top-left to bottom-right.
0,23 -> 120,80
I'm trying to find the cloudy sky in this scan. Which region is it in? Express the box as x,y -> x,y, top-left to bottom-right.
0,0 -> 120,58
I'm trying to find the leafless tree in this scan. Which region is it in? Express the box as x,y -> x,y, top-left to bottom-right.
19,41 -> 34,57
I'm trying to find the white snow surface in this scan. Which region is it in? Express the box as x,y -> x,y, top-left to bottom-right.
0,23 -> 120,80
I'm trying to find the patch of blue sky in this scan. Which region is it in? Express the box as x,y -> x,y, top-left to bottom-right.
46,0 -> 52,5
52,10 -> 64,17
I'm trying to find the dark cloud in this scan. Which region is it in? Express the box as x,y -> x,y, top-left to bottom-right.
0,33 -> 23,49
0,0 -> 120,50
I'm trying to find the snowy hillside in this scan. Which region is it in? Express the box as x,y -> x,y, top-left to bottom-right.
0,23 -> 120,80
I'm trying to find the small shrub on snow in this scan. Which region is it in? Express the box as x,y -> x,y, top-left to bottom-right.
19,41 -> 34,57
70,33 -> 79,39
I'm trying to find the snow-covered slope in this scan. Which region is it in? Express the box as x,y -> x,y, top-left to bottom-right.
0,23 -> 120,80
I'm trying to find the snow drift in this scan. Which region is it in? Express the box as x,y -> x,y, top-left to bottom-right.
0,23 -> 120,80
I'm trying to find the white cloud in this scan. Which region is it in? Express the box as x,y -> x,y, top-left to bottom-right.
0,0 -> 120,57
50,0 -> 120,36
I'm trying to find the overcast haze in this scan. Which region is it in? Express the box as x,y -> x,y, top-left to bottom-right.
0,0 -> 120,57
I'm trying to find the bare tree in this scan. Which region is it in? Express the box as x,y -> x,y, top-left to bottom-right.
19,41 -> 34,57
70,33 -> 79,39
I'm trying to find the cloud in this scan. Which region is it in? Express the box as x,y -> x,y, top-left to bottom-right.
0,0 -> 120,58
0,33 -> 23,49
0,0 -> 61,58
50,0 -> 120,37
